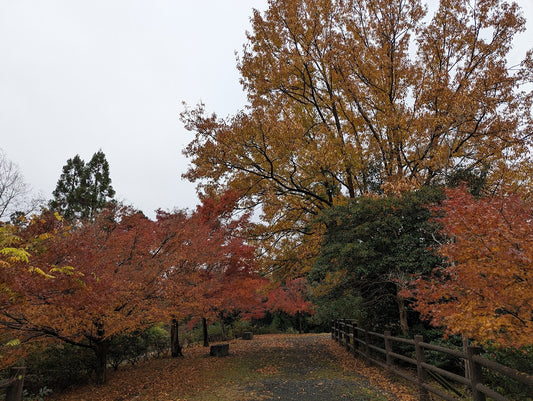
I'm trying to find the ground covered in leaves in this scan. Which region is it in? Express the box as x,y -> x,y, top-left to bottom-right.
50,333 -> 416,401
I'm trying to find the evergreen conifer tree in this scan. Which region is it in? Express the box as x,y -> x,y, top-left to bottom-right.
50,151 -> 115,220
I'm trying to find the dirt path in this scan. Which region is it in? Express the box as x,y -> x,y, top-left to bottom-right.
229,335 -> 392,401
50,334 -> 415,401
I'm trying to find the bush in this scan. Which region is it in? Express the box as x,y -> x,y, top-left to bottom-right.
24,343 -> 95,392
108,334 -> 147,370
483,345 -> 533,401
108,325 -> 170,370
233,320 -> 252,338
143,325 -> 170,357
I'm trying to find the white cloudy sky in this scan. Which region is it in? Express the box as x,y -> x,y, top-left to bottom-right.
1,0 -> 532,218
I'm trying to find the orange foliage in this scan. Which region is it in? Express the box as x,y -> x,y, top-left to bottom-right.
266,278 -> 314,317
405,187 -> 533,347
157,192 -> 267,324
182,0 -> 533,278
0,207 -> 167,381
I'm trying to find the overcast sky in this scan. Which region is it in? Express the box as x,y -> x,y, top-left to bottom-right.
1,1 -> 532,218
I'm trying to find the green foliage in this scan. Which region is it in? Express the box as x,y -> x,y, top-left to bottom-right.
232,320 -> 252,338
268,312 -> 294,333
445,166 -> 489,197
143,325 -> 170,357
24,343 -> 96,392
309,292 -> 363,332
50,150 -> 115,220
108,325 -> 170,370
310,187 -> 444,332
108,334 -> 147,370
483,345 -> 533,401
23,386 -> 52,401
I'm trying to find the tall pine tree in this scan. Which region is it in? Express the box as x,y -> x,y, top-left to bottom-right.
50,150 -> 115,220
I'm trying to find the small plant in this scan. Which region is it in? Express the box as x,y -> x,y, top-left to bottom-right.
23,386 -> 53,401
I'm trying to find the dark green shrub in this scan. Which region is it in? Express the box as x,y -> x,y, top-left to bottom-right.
483,345 -> 533,401
108,325 -> 170,370
24,343 -> 95,392
108,334 -> 147,370
233,320 -> 252,338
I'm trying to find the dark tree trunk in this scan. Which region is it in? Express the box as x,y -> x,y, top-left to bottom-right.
94,341 -> 108,385
202,317 -> 209,347
220,316 -> 226,340
297,311 -> 303,334
171,318 -> 183,357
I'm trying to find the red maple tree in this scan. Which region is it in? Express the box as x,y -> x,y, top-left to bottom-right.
157,192 -> 266,349
0,206 -> 166,383
405,187 -> 533,347
266,278 -> 314,333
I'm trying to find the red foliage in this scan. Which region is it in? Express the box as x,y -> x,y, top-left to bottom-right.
155,191 -> 267,329
266,278 -> 314,333
405,187 -> 533,347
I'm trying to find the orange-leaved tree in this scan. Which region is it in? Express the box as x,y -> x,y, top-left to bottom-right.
0,217 -> 39,369
0,206 -> 167,383
405,187 -> 533,347
158,192 -> 266,350
182,0 -> 533,277
266,278 -> 314,334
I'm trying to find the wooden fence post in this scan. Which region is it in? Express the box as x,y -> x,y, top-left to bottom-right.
331,320 -> 335,340
5,367 -> 25,401
384,330 -> 392,369
352,322 -> 359,356
414,335 -> 430,401
339,319 -> 346,345
364,328 -> 370,360
467,346 -> 486,401
345,322 -> 351,351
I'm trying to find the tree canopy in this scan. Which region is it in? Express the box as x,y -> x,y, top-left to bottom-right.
310,187 -> 443,333
182,0 -> 533,275
404,187 -> 533,347
0,193 -> 267,382
50,150 -> 115,221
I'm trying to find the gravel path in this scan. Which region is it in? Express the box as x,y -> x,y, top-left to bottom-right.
232,334 -> 393,401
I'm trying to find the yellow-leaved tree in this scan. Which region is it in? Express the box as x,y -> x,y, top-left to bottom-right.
182,0 -> 533,276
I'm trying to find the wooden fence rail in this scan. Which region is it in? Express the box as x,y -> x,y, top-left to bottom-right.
332,319 -> 533,401
0,367 -> 25,401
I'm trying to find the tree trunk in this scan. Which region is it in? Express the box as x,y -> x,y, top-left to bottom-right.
297,311 -> 303,334
220,316 -> 226,340
397,292 -> 409,336
94,341 -> 108,385
202,317 -> 209,347
171,318 -> 183,358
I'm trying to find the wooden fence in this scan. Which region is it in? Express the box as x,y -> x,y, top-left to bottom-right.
0,367 -> 25,401
332,319 -> 533,401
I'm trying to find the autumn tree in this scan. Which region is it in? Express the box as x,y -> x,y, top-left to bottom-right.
0,206 -> 165,384
157,192 -> 266,351
50,150 -> 115,220
266,278 -> 314,333
182,0 -> 533,275
405,187 -> 533,348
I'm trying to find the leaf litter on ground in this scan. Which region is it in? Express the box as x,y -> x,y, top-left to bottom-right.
49,333 -> 417,401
